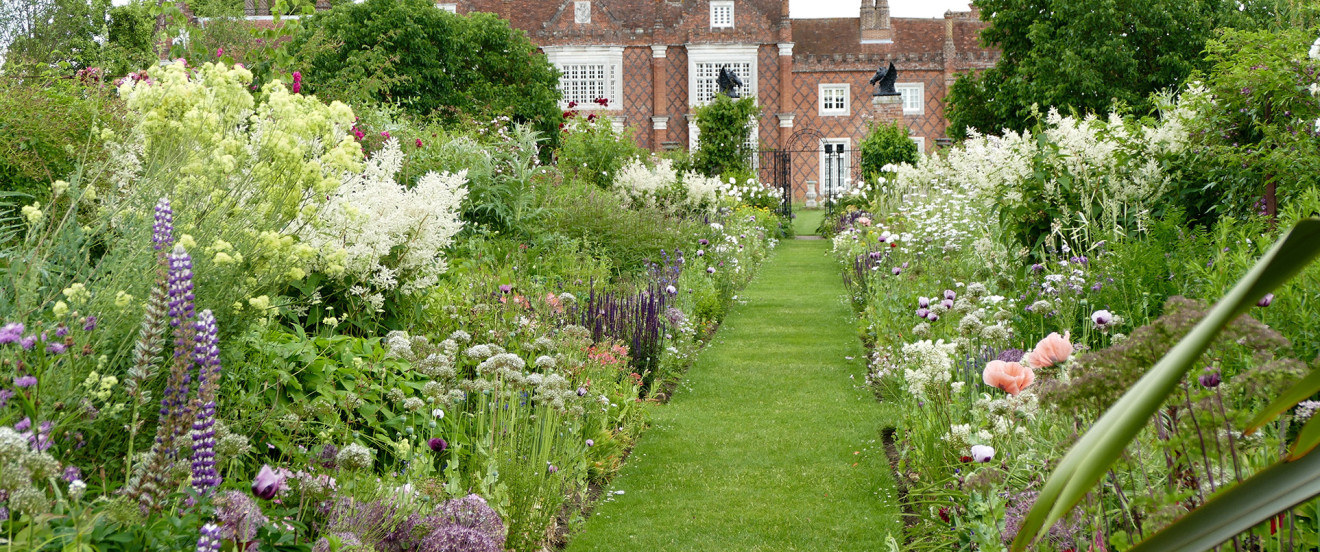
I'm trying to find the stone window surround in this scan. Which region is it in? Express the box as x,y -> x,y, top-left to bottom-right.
818,83 -> 850,116
896,82 -> 924,115
543,45 -> 624,110
710,1 -> 734,28
819,138 -> 852,197
438,3 -> 457,13
686,44 -> 758,107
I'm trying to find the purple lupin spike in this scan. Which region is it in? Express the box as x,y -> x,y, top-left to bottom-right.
196,523 -> 222,552
153,197 -> 174,251
160,244 -> 198,453
190,310 -> 222,494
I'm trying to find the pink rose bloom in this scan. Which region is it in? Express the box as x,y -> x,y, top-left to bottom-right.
857,216 -> 871,227
983,360 -> 1035,395
1028,331 -> 1072,369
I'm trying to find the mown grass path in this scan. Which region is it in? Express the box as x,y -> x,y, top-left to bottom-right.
566,215 -> 900,551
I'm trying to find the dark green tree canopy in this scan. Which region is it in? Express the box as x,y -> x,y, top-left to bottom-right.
290,0 -> 562,142
946,0 -> 1251,138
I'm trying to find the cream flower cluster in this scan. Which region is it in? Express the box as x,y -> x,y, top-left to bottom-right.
901,339 -> 956,399
299,138 -> 468,299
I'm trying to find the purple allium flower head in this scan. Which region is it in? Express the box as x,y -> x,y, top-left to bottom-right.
429,437 -> 448,452
19,335 -> 36,350
251,465 -> 284,500
997,349 -> 1025,363
14,375 -> 37,388
46,342 -> 66,355
1199,368 -> 1222,388
0,322 -> 23,344
918,297 -> 930,308
196,523 -> 223,552
319,443 -> 339,469
83,316 -> 97,332
214,490 -> 267,542
1257,293 -> 1274,307
418,524 -> 501,552
435,494 -> 505,548
153,197 -> 174,251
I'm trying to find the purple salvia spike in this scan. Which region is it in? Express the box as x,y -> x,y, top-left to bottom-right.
153,197 -> 174,251
190,310 -> 221,494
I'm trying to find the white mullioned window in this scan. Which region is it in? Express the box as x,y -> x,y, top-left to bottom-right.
910,136 -> 925,154
543,46 -> 623,109
711,1 -> 734,28
820,138 -> 851,199
687,45 -> 757,106
438,3 -> 457,13
897,82 -> 925,115
819,84 -> 849,116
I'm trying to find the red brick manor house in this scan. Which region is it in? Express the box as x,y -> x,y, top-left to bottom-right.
437,0 -> 998,195
240,0 -> 1000,195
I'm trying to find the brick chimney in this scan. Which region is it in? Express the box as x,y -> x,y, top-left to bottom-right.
860,0 -> 892,43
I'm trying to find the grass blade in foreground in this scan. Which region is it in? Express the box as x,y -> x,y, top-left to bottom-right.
1128,447 -> 1320,552
1010,218 -> 1320,551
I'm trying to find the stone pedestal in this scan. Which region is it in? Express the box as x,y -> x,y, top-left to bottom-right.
805,180 -> 819,208
871,94 -> 905,125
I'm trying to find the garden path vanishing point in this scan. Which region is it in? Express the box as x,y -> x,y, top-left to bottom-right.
565,222 -> 902,551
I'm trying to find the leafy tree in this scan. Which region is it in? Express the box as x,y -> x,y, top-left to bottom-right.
858,121 -> 918,179
692,94 -> 759,177
289,0 -> 562,145
1,0 -> 156,75
946,0 -> 1243,138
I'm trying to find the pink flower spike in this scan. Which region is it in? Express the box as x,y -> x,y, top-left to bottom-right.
216,48 -> 223,57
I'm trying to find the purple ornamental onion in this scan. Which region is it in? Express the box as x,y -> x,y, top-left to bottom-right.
251,465 -> 284,500
0,322 -> 24,344
1199,368 -> 1222,388
428,438 -> 448,452
1257,293 -> 1274,307
153,197 -> 174,251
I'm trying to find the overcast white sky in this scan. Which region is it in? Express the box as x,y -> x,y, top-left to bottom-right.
790,0 -> 974,19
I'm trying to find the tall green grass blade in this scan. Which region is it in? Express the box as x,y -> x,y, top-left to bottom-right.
1289,413 -> 1320,460
1011,218 -> 1320,551
1129,450 -> 1320,552
1245,367 -> 1320,436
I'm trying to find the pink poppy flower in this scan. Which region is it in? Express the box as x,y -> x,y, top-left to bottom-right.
1028,331 -> 1072,369
982,360 -> 1035,395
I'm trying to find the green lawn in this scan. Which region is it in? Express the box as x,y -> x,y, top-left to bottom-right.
565,237 -> 901,551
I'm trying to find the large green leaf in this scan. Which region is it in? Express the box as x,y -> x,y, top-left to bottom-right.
1129,449 -> 1320,552
1245,366 -> 1320,436
1011,218 -> 1320,551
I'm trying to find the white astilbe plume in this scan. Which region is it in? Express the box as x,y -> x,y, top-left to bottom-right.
300,138 -> 467,296
614,158 -> 677,206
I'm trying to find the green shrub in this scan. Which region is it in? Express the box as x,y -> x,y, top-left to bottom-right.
692,95 -> 760,177
542,182 -> 697,276
557,111 -> 646,190
859,121 -> 919,179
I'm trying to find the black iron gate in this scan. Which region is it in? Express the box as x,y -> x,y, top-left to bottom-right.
757,149 -> 792,219
757,142 -> 861,217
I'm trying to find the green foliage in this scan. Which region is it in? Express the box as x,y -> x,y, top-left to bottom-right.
542,182 -> 699,276
1163,26 -> 1320,224
557,113 -> 646,190
290,0 -> 563,147
859,121 -> 919,179
947,0 -> 1239,137
692,95 -> 760,177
